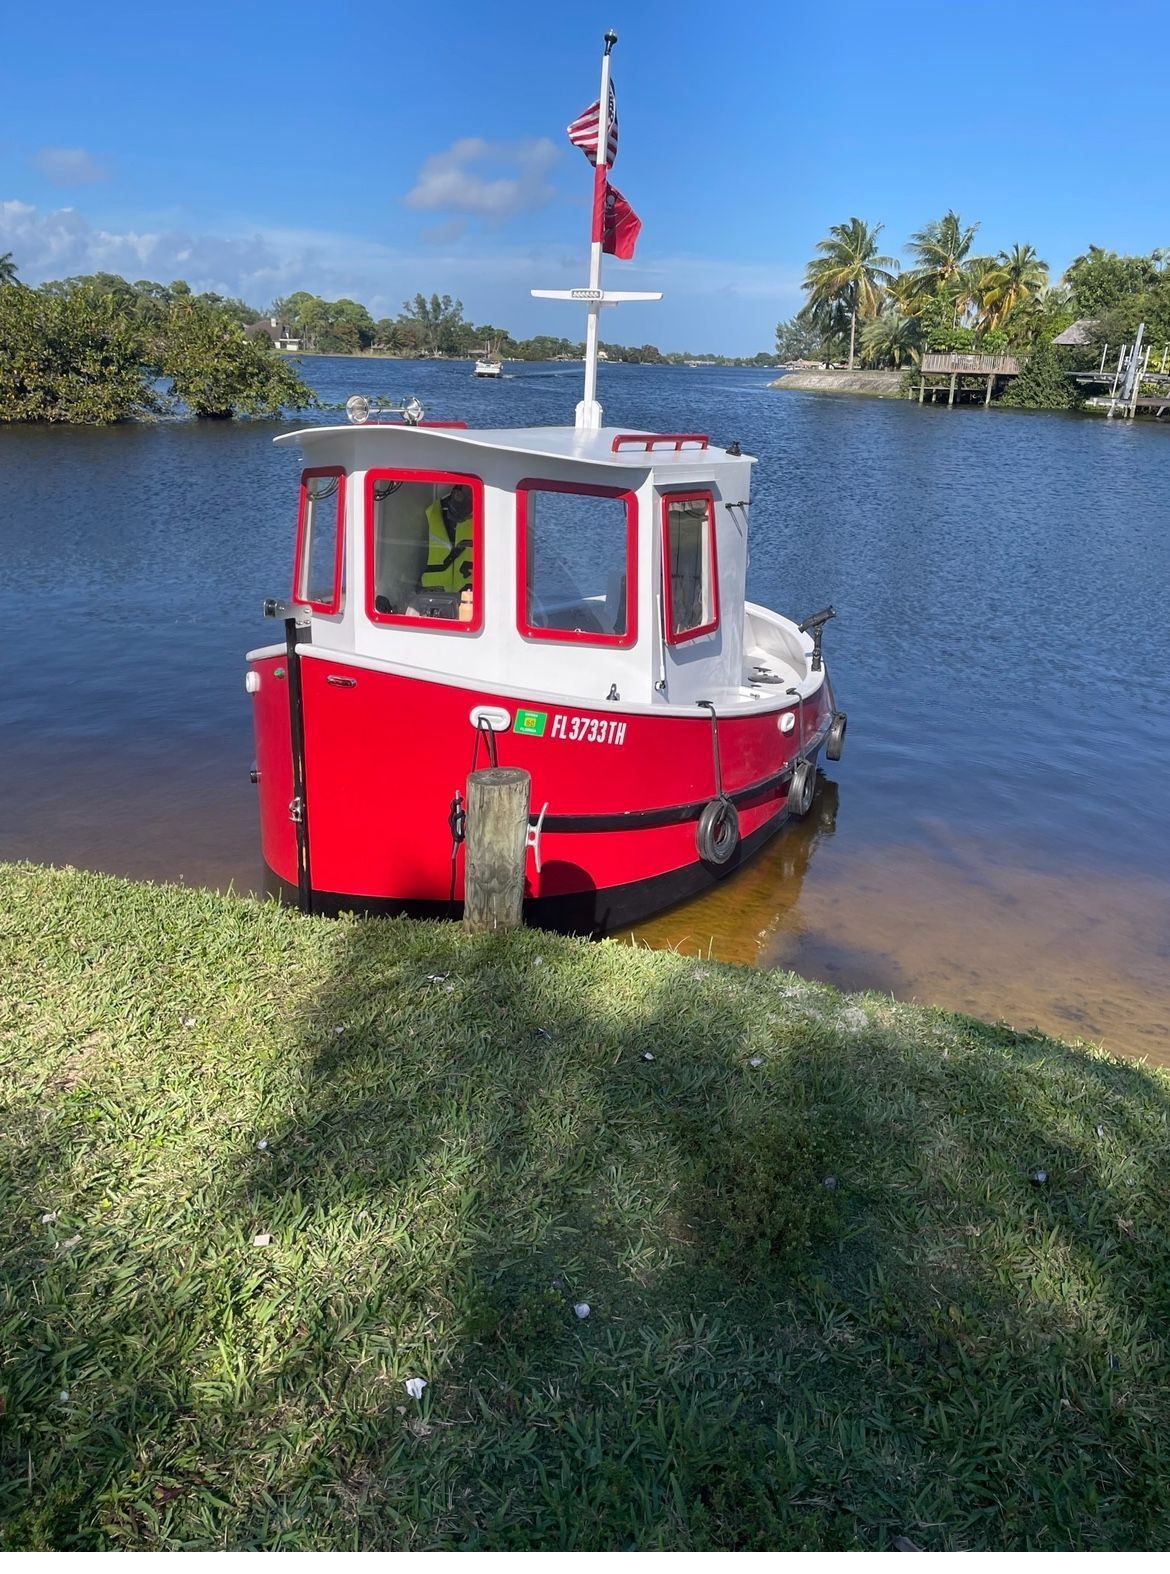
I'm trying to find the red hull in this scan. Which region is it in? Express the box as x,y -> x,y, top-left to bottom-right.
250,648 -> 832,929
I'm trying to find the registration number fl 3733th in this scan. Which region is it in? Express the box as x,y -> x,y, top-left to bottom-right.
550,713 -> 628,745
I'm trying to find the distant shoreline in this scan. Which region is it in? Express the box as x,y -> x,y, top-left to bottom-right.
281,350 -> 779,369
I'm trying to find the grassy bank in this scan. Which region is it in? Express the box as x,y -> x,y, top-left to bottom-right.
2,862 -> 1168,1551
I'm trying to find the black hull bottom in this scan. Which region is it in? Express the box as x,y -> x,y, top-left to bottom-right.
262,803 -> 792,936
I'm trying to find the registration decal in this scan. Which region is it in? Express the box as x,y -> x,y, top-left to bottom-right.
550,713 -> 627,746
515,709 -> 548,737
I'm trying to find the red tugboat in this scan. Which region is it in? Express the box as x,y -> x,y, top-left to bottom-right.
246,32 -> 845,931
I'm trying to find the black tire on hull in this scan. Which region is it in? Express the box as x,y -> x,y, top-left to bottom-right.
826,711 -> 847,761
696,795 -> 741,866
789,758 -> 816,817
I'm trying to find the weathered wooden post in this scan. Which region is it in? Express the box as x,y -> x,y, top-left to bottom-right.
948,371 -> 957,408
463,767 -> 531,932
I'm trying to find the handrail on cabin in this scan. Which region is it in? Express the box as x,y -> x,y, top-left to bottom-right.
364,418 -> 469,428
610,432 -> 709,452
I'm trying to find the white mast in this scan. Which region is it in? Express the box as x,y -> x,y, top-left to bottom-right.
532,28 -> 662,430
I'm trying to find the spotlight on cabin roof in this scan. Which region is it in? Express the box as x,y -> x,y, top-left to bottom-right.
345,395 -> 370,425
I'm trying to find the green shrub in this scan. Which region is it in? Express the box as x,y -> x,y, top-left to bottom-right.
999,340 -> 1082,410
0,285 -> 159,423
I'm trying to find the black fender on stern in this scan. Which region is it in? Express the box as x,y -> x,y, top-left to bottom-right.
696,795 -> 740,865
789,758 -> 816,817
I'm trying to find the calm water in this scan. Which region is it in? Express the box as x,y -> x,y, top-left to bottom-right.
2,360 -> 1168,1063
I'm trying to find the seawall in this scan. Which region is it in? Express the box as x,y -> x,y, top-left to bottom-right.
769,368 -> 905,398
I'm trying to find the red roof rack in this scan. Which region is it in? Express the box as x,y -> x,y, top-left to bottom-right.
610,432 -> 709,453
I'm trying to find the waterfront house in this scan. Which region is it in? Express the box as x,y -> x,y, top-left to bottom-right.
247,317 -> 303,352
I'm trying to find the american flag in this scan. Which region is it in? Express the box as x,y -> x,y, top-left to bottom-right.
567,84 -> 618,167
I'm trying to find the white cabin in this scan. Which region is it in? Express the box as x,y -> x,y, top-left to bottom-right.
279,422 -> 812,714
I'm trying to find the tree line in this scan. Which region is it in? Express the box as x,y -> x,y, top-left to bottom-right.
272,288 -> 776,366
0,260 -> 314,423
0,255 -> 781,423
776,217 -> 1169,407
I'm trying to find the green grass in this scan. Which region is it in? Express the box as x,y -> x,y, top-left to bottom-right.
1,860 -> 1169,1551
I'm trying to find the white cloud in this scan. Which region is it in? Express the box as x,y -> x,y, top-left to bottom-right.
0,200 -> 288,297
0,200 -> 801,351
31,147 -> 109,186
419,218 -> 469,247
405,138 -> 559,223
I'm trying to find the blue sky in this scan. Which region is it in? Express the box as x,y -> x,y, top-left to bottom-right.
2,0 -> 1167,354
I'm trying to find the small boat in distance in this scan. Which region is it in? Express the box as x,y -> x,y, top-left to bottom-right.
474,345 -> 503,378
245,31 -> 846,931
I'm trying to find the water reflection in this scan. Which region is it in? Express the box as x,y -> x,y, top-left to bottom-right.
618,775 -> 841,964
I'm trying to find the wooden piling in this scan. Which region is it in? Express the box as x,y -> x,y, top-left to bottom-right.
948,372 -> 957,408
463,767 -> 531,932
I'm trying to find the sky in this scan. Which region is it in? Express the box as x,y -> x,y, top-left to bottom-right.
2,0 -> 1168,356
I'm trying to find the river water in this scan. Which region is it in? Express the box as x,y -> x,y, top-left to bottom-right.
2,359 -> 1168,1063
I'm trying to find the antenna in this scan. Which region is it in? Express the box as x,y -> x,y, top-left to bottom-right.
531,30 -> 662,430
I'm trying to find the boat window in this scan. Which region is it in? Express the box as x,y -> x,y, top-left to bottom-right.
517,480 -> 638,648
662,491 -> 719,643
293,468 -> 346,614
365,469 -> 483,632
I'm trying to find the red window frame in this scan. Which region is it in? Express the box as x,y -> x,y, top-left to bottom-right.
661,489 -> 719,644
364,468 -> 485,634
292,466 -> 347,614
515,478 -> 639,649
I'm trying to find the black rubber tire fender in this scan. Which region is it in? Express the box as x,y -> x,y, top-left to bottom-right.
696,795 -> 740,865
789,758 -> 816,817
826,711 -> 847,761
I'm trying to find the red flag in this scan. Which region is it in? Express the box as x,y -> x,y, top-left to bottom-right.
567,84 -> 618,167
602,182 -> 640,260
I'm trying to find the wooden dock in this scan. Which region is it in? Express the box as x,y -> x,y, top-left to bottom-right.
1087,393 -> 1170,419
917,353 -> 1021,407
1074,323 -> 1170,419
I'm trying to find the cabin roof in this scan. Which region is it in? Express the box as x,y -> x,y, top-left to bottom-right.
274,423 -> 754,470
1052,318 -> 1097,347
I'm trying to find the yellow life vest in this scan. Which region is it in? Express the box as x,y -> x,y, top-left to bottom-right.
420,497 -> 473,592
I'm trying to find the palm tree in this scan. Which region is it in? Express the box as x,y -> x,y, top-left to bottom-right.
802,218 -> 897,369
903,212 -> 986,319
860,307 -> 924,368
978,244 -> 1049,332
962,256 -> 1001,331
798,293 -> 850,369
0,252 -> 19,286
